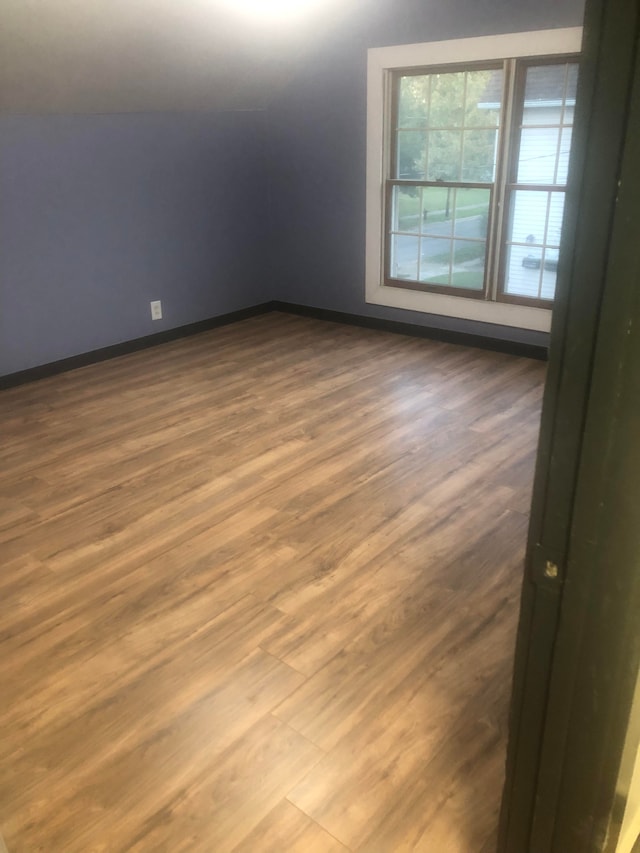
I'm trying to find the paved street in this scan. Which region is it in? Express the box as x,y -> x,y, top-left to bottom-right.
392,212 -> 485,276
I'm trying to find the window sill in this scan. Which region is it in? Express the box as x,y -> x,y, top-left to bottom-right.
367,282 -> 552,332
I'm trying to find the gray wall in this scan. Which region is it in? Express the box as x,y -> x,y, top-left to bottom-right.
0,110 -> 269,375
265,0 -> 586,345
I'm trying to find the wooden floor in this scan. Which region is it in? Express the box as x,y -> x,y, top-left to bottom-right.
0,313 -> 545,852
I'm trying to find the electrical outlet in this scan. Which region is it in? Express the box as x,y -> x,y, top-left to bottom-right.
150,300 -> 162,321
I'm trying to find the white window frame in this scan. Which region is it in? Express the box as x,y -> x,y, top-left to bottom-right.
365,27 -> 583,332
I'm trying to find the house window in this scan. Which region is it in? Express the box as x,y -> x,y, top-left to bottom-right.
366,29 -> 584,332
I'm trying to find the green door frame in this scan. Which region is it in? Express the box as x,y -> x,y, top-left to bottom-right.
499,1 -> 640,850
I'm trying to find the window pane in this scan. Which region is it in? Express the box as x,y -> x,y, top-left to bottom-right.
429,72 -> 465,128
546,192 -> 566,246
504,244 -> 543,299
517,126 -> 560,183
556,125 -> 573,184
466,68 -> 503,127
389,184 -> 492,291
453,188 -> 491,239
565,64 -> 579,104
390,234 -> 419,281
416,237 -> 486,290
398,76 -> 430,128
395,66 -> 504,183
462,129 -> 498,181
391,185 -> 421,232
399,68 -> 504,132
452,240 -> 486,290
522,64 -> 570,126
420,186 -> 454,236
420,238 -> 452,285
427,131 -> 462,181
509,190 -> 549,247
504,189 -> 566,301
397,131 -> 426,179
517,61 -> 578,191
540,251 -> 559,300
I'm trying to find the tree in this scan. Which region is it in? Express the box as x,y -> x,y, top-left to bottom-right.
397,69 -> 501,183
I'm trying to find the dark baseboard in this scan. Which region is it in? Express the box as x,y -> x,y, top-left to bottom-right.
271,301 -> 549,361
0,302 -> 275,390
1,298 -> 547,390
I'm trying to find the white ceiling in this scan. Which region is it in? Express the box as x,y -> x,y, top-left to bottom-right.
0,0 -> 367,113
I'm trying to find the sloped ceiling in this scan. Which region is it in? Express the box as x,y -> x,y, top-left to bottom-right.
0,0 -> 367,113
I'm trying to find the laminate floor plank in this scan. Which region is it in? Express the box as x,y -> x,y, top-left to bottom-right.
231,799 -> 350,853
125,714 -> 323,853
0,312 -> 545,852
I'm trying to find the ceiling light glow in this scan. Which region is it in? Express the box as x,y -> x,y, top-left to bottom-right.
218,0 -> 330,23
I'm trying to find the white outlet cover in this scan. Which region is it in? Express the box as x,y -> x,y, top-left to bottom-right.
150,300 -> 162,320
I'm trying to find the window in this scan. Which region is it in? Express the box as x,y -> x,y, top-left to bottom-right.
502,60 -> 578,304
366,29 -> 583,332
388,63 -> 503,298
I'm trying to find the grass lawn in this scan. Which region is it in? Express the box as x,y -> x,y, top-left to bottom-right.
396,187 -> 488,230
429,271 -> 485,289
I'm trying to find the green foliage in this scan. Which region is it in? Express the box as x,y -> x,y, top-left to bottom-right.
397,69 -> 501,182
431,241 -> 486,265
430,270 -> 485,290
